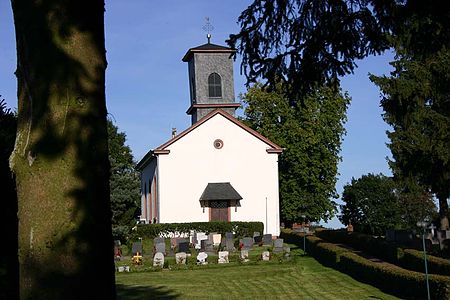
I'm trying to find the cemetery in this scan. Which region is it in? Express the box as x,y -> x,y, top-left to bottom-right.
114,228 -> 292,273
114,227 -> 408,299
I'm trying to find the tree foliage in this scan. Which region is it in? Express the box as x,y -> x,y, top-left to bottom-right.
0,97 -> 18,299
107,119 -> 140,240
371,50 -> 450,229
228,0 -> 390,103
340,173 -> 436,235
241,83 -> 349,224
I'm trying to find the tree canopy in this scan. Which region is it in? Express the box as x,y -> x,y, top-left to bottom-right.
241,83 -> 349,224
227,0 -> 391,103
339,173 -> 436,235
107,119 -> 140,241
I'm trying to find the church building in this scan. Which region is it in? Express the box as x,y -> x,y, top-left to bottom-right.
136,38 -> 282,236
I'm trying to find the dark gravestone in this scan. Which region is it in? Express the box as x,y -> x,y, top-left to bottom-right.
155,242 -> 166,254
205,240 -> 214,252
178,241 -> 189,253
263,234 -> 273,246
385,229 -> 395,242
273,238 -> 283,253
254,235 -> 263,244
154,237 -> 165,245
226,232 -> 234,239
132,242 -> 143,255
201,239 -> 207,252
242,237 -> 253,250
226,239 -> 235,251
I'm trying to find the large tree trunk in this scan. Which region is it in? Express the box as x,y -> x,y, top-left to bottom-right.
10,0 -> 116,298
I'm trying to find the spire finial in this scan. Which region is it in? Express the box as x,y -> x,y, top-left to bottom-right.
202,17 -> 214,43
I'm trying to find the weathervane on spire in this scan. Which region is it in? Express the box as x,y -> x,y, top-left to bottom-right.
202,17 -> 214,44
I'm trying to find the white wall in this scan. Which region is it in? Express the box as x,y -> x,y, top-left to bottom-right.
156,114 -> 280,236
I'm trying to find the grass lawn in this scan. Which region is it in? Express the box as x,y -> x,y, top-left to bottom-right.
116,250 -> 401,299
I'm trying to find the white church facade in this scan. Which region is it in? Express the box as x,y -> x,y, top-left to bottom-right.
136,40 -> 282,236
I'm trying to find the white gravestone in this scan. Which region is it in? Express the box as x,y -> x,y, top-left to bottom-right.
153,252 -> 164,268
195,232 -> 208,250
197,252 -> 208,265
212,234 -> 222,246
218,251 -> 229,264
262,251 -> 270,261
240,250 -> 249,262
175,252 -> 187,265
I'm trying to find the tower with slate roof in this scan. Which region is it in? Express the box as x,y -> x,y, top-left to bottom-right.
182,39 -> 240,124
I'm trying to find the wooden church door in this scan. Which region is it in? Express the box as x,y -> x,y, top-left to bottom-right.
210,200 -> 229,221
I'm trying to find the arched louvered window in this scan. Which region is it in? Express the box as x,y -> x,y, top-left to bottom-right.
208,73 -> 222,98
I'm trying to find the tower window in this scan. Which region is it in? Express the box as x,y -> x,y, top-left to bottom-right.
208,73 -> 222,98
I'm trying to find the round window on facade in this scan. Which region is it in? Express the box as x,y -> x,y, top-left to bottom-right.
213,139 -> 224,149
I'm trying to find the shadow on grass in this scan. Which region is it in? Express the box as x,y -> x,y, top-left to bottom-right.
116,284 -> 181,300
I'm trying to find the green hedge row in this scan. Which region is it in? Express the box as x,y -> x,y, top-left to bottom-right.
340,252 -> 450,300
133,221 -> 264,239
316,229 -> 400,263
316,229 -> 450,277
280,230 -> 450,299
401,248 -> 450,277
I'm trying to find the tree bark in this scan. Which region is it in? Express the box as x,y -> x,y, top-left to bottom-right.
10,0 -> 116,298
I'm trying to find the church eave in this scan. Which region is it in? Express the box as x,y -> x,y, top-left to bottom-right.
186,103 -> 241,115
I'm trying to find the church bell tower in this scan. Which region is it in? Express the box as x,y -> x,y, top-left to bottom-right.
182,34 -> 239,124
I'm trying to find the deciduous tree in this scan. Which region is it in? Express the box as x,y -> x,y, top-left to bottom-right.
241,83 -> 349,224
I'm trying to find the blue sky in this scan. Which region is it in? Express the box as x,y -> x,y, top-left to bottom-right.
0,1 -> 393,228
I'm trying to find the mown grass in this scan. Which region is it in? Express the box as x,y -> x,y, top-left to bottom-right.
116,249 -> 401,299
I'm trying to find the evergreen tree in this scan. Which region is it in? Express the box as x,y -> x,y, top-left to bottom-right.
370,50 -> 450,229
241,83 -> 349,224
107,119 -> 140,241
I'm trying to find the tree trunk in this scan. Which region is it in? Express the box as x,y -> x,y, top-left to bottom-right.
438,194 -> 449,230
10,0 -> 116,298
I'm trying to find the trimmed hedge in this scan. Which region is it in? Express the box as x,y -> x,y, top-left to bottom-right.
340,252 -> 450,300
316,229 -> 400,263
133,221 -> 264,239
280,230 -> 450,300
401,248 -> 450,277
316,229 -> 450,277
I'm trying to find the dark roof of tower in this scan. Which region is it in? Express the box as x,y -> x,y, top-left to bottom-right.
182,42 -> 236,62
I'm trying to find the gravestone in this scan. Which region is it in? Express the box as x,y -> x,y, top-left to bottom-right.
242,237 -> 253,250
132,242 -> 143,255
197,252 -> 208,265
195,232 -> 208,249
253,232 -> 260,237
153,252 -> 164,268
200,239 -> 207,252
262,251 -> 270,261
212,234 -> 222,246
175,252 -> 187,265
154,237 -> 165,245
178,241 -> 189,253
155,242 -> 166,254
263,234 -> 273,246
117,265 -> 130,272
254,235 -> 262,245
205,240 -> 214,252
240,250 -> 249,262
284,246 -> 291,259
218,251 -> 229,264
225,239 -> 235,251
273,238 -> 284,253
225,232 -> 234,239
